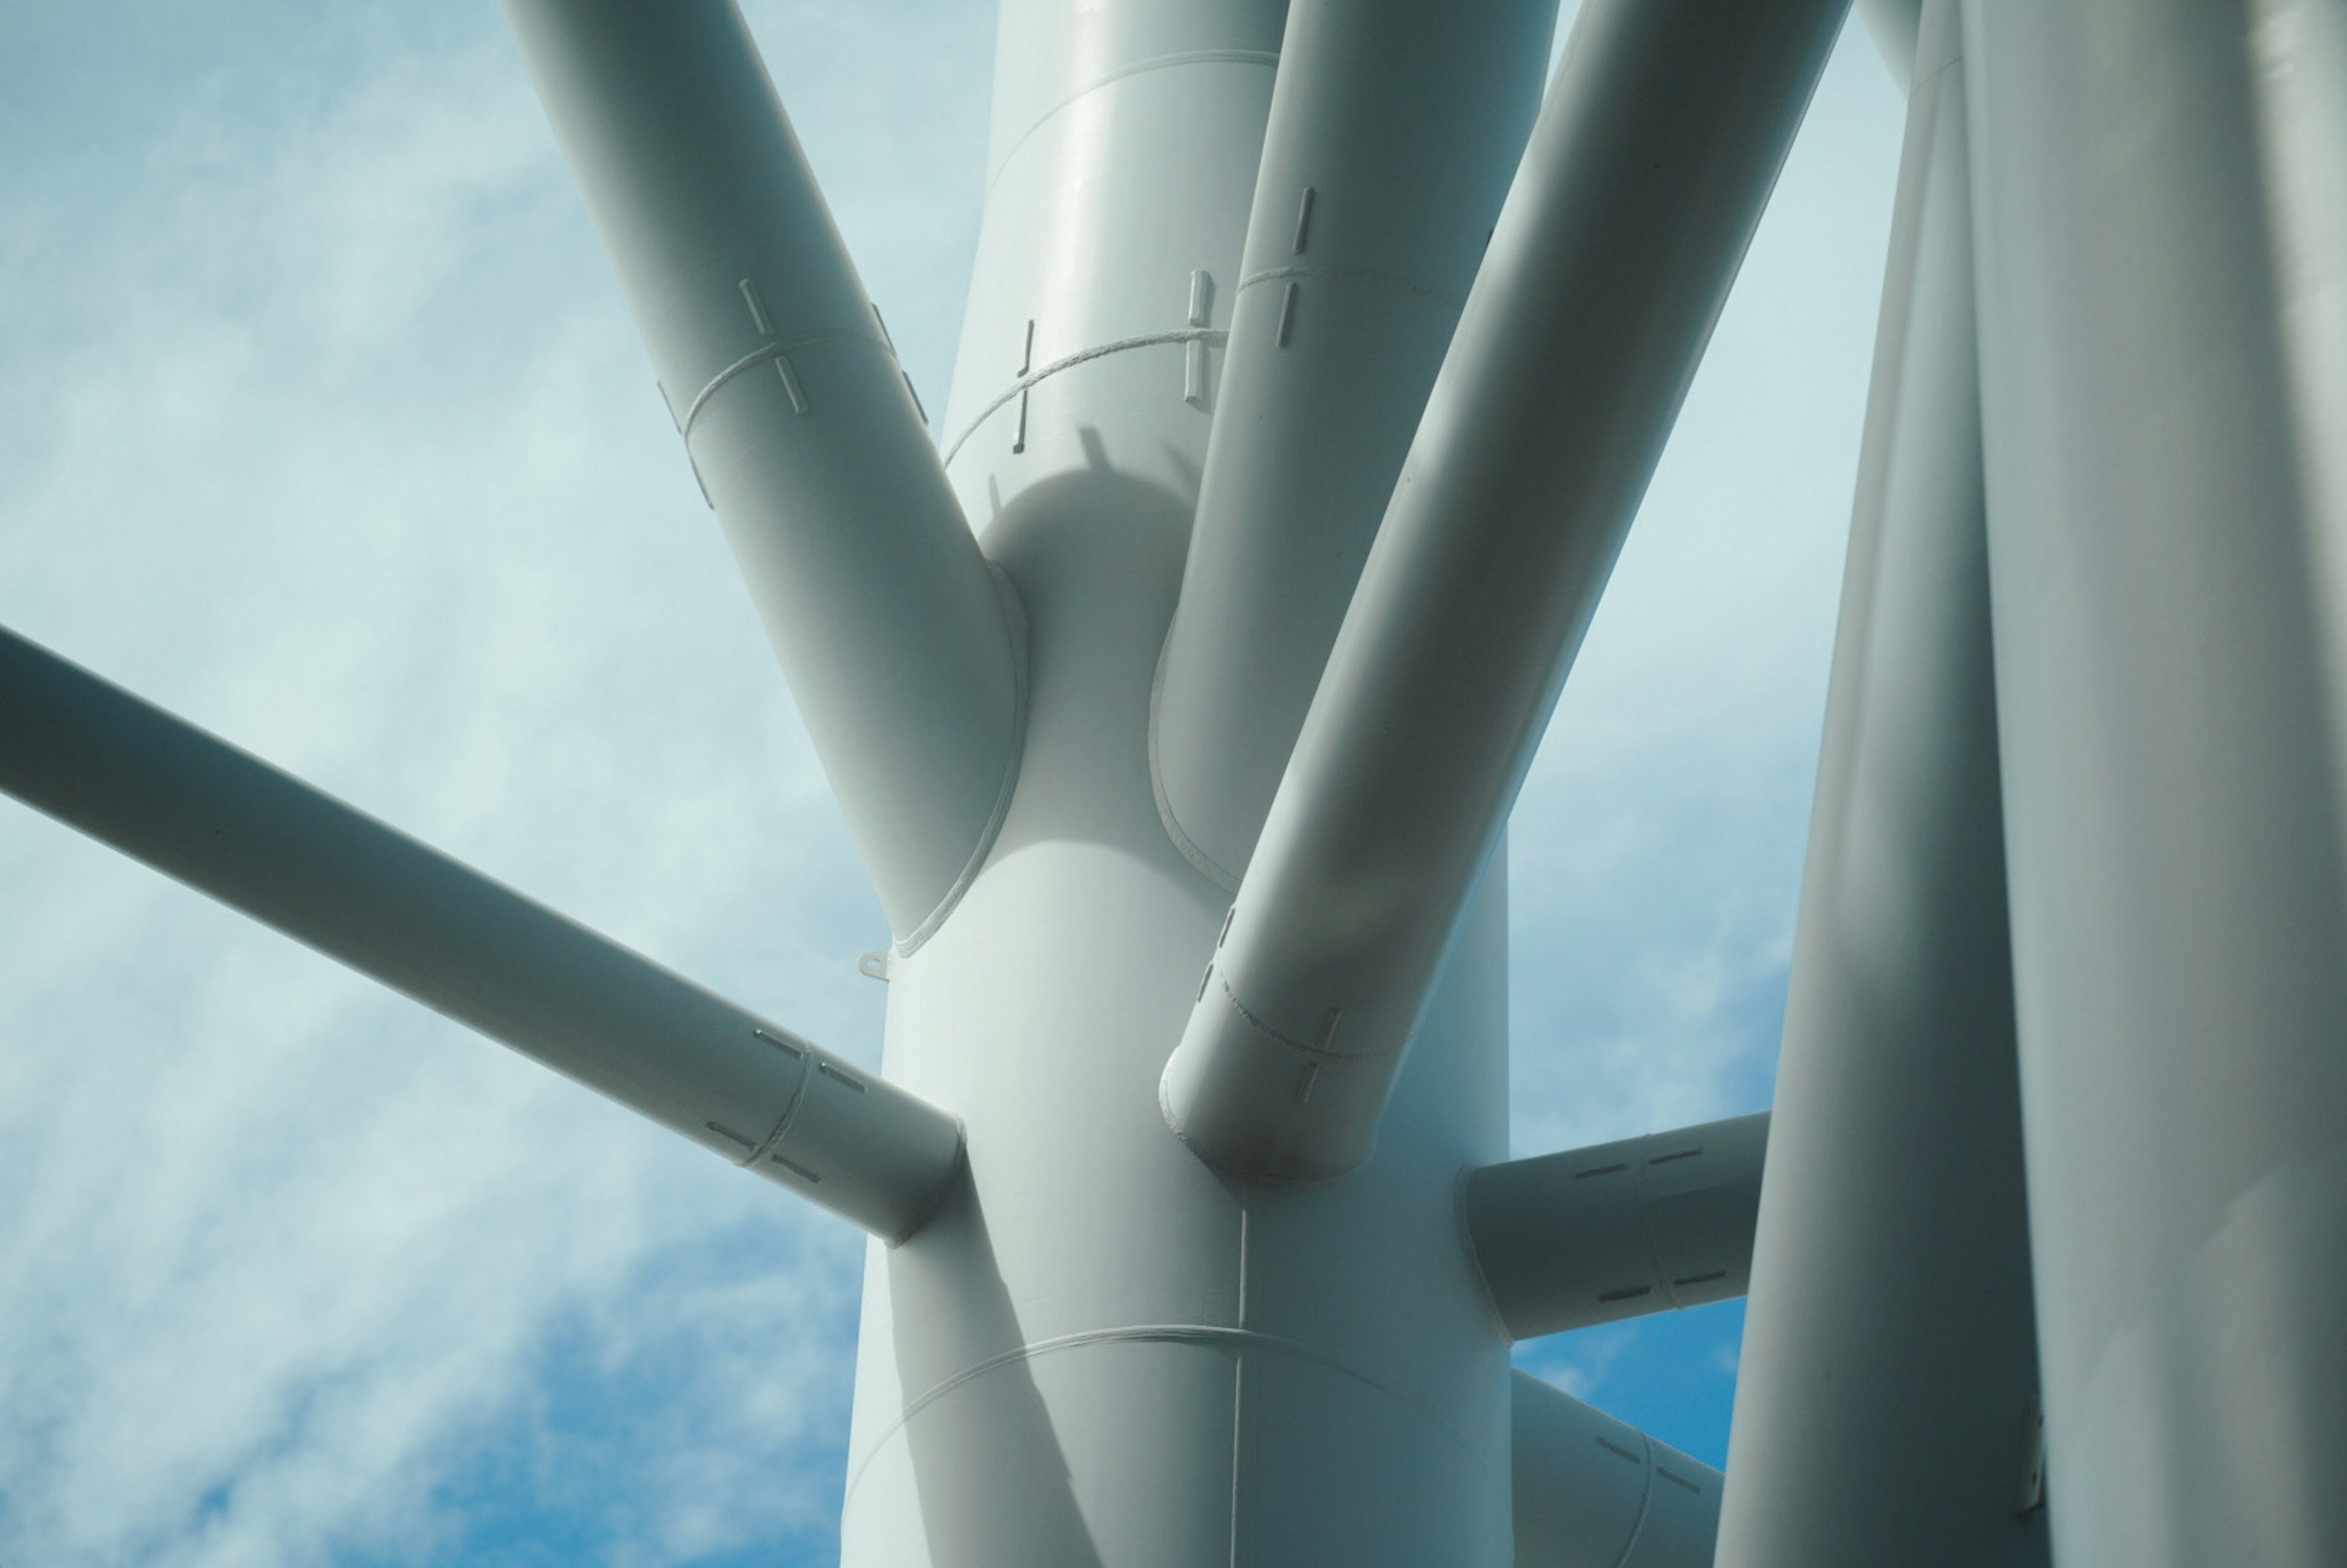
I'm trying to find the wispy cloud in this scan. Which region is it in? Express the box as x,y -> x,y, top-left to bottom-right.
0,2 -> 982,1562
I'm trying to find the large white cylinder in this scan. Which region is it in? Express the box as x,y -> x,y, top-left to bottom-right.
1716,7 -> 2047,1559
1966,2 -> 2347,1561
842,2 -> 1515,1561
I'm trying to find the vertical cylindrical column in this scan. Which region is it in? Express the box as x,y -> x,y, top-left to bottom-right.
505,0 -> 1022,947
845,11 -> 1514,1566
1716,7 -> 2047,1563
1149,0 -> 1556,887
1965,2 -> 2347,1561
935,0 -> 1287,527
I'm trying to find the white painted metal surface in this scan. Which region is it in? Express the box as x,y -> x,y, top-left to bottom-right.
1149,0 -> 1555,888
1716,7 -> 2047,1558
506,0 -> 1023,948
1466,1113 -> 1768,1341
1160,0 -> 1848,1182
1511,1372 -> 1722,1568
1966,2 -> 2347,1561
10,0 -> 2343,1561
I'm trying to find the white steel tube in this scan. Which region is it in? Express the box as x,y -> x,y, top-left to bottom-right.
1161,0 -> 1848,1181
1716,8 -> 2048,1561
1510,1371 -> 1722,1568
933,0 -> 1285,530
1965,2 -> 2347,1561
504,0 -> 1023,950
1148,0 -> 1556,887
0,625 -> 963,1244
1464,1113 -> 1767,1341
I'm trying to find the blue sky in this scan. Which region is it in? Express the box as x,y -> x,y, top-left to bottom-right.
0,2 -> 1900,1562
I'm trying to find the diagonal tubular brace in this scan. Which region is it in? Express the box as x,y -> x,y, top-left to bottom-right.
0,625 -> 962,1244
1160,0 -> 1849,1181
1148,0 -> 1557,888
506,0 -> 1023,950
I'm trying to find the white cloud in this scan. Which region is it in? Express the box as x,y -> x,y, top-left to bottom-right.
0,3 -> 966,1561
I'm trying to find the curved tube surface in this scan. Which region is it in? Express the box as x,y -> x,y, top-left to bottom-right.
1161,0 -> 1848,1180
0,625 -> 963,1242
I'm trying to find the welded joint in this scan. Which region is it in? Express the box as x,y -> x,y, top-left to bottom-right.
747,1025 -> 815,1167
678,328 -> 886,438
703,1024 -> 815,1174
1236,262 -> 1466,312
939,326 -> 1230,468
1455,1162 -> 1515,1338
1145,626 -> 1246,893
1199,964 -> 1393,1066
1166,959 -> 1405,1146
1637,1139 -> 1711,1311
892,560 -> 1030,958
982,47 -> 1279,188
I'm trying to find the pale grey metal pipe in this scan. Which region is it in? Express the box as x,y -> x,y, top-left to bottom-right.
1160,0 -> 1848,1181
504,0 -> 1022,950
1715,9 -> 2047,1563
1965,2 -> 2347,1562
0,626 -> 963,1244
2250,0 -> 2347,820
1856,0 -> 1923,89
1464,1113 -> 1766,1341
1510,1371 -> 1722,1568
1148,0 -> 1556,888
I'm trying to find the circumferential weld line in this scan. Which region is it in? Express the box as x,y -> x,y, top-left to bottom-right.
1211,969 -> 1400,1063
983,49 -> 1279,192
839,1321 -> 1490,1509
1236,262 -> 1467,310
752,1026 -> 806,1059
680,329 -> 886,439
941,327 -> 1227,467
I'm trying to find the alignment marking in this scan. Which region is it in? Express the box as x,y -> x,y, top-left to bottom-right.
941,328 -> 1228,467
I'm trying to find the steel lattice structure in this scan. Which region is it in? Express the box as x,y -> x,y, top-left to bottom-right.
5,0 -> 2343,1563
